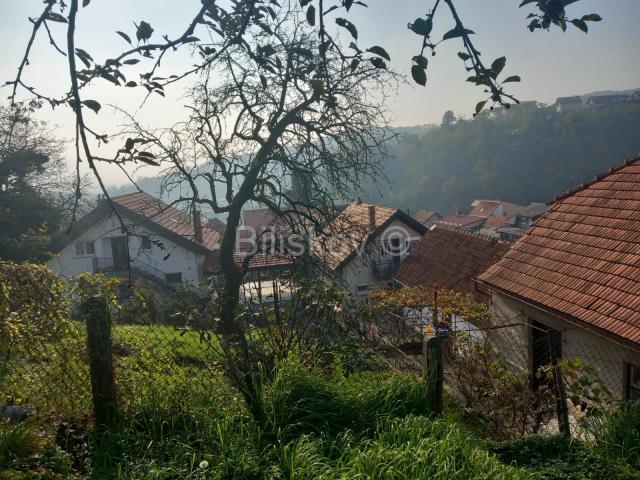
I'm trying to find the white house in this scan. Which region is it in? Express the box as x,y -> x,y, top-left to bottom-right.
315,200 -> 427,297
48,192 -> 221,287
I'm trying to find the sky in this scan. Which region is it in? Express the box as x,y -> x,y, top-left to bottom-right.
1,0 -> 639,186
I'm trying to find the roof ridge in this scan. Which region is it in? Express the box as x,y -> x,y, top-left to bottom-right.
553,153 -> 640,203
432,223 -> 509,246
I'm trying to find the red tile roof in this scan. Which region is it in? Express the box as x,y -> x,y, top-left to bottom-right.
478,154 -> 640,346
438,214 -> 485,230
315,201 -> 399,270
395,224 -> 510,300
470,200 -> 501,217
414,210 -> 439,224
233,250 -> 295,271
112,192 -> 220,252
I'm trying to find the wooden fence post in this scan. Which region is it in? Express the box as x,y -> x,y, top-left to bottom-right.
425,336 -> 444,416
84,296 -> 117,430
549,330 -> 570,437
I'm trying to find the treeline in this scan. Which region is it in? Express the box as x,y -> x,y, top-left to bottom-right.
362,103 -> 640,214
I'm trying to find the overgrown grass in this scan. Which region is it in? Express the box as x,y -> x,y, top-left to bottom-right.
490,435 -> 640,480
593,401 -> 640,470
4,327 -> 640,479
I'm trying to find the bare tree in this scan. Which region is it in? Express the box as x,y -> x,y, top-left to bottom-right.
123,5 -> 394,335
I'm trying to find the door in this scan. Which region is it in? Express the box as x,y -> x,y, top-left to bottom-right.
531,320 -> 560,389
110,237 -> 129,270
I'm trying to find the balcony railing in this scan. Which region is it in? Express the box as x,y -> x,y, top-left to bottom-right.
92,257 -> 177,287
373,258 -> 401,279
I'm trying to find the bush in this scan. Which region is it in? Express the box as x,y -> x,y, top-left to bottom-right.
490,435 -> 640,480
0,261 -> 69,343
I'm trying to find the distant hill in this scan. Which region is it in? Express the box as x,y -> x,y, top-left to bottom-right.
106,101 -> 640,218
359,102 -> 640,214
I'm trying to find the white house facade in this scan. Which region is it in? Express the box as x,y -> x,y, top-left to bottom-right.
48,192 -> 220,288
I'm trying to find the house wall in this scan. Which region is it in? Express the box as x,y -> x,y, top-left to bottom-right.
489,291 -> 640,401
48,214 -> 205,285
338,218 -> 422,297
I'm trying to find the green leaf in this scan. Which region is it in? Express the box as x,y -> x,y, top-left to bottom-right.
116,31 -> 132,44
370,57 -> 386,69
413,55 -> 428,69
45,12 -> 68,23
519,0 -> 537,6
502,75 -> 521,83
82,100 -> 101,114
491,56 -> 507,76
344,0 -> 354,11
411,65 -> 427,86
310,78 -> 324,96
306,5 -> 316,26
335,18 -> 358,39
571,18 -> 587,32
367,46 -> 390,61
123,58 -> 140,65
350,58 -> 360,71
475,100 -> 487,115
409,17 -> 433,36
260,74 -> 267,89
83,0 -> 91,6
457,52 -> 471,61
125,81 -> 137,87
135,21 -> 154,43
582,13 -> 602,22
442,26 -> 475,41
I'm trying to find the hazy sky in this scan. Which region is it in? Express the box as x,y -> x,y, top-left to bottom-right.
1,0 -> 639,186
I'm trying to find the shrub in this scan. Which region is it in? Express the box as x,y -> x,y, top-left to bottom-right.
490,434 -> 640,480
0,261 -> 69,343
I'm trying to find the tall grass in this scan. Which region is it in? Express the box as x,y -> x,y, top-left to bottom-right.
594,401 -> 640,470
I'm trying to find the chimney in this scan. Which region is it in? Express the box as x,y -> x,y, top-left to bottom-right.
194,210 -> 203,243
368,205 -> 376,231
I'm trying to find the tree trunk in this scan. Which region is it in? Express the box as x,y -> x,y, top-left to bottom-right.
218,205 -> 243,336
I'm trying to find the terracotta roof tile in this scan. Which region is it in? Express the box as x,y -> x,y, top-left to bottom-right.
395,225 -> 510,300
113,192 -> 220,252
478,154 -> 640,347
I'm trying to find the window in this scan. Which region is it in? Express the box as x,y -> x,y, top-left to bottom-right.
141,237 -> 152,250
165,272 -> 182,285
356,284 -> 369,296
75,241 -> 95,256
627,363 -> 640,401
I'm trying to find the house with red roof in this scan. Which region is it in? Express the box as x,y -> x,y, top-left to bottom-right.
395,225 -> 510,302
314,200 -> 426,296
48,192 -> 221,288
477,155 -> 640,401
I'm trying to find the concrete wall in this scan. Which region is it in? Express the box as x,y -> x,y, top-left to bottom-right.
47,214 -> 205,285
489,291 -> 640,401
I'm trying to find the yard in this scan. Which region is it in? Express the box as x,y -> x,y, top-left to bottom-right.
2,320 -> 640,479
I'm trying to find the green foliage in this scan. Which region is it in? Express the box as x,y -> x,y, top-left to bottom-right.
594,401 -> 640,470
255,359 -> 427,439
489,434 -> 640,480
362,103 -> 640,213
0,261 -> 69,342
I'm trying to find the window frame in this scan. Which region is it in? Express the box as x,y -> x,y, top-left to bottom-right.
74,241 -> 85,256
85,240 -> 95,255
626,362 -> 640,401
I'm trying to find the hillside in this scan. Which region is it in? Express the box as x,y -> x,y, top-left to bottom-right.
362,102 -> 640,214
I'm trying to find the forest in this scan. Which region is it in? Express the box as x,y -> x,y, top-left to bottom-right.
361,102 -> 640,213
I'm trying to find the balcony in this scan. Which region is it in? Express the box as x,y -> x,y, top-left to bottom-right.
92,257 -> 178,288
373,258 -> 400,280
